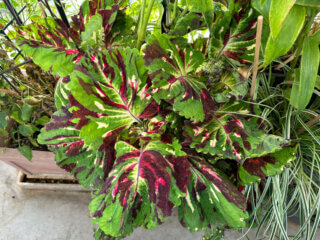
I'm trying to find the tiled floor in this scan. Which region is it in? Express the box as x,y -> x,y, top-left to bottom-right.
0,160 -> 319,240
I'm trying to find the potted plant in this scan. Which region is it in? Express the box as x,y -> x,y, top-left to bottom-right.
13,0 -> 320,239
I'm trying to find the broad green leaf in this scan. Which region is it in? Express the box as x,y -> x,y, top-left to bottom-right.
269,0 -> 296,39
252,0 -> 271,20
264,5 -> 305,66
35,116 -> 51,126
0,112 -> 8,129
316,76 -> 320,90
20,104 -> 34,122
18,124 -> 37,137
18,145 -> 33,162
290,36 -> 320,110
260,0 -> 268,6
200,0 -> 214,29
289,69 -> 301,108
239,144 -> 297,185
295,0 -> 320,7
312,29 -> 320,44
248,135 -> 289,158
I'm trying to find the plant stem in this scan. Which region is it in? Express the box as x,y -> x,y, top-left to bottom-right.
137,0 -> 147,35
172,0 -> 178,22
136,0 -> 155,50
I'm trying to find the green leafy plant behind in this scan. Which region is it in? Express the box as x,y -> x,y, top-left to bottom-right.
16,0 -> 300,239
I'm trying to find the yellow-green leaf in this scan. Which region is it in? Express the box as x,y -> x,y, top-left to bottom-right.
269,0 -> 296,39
295,0 -> 320,7
264,5 -> 305,66
290,36 -> 320,110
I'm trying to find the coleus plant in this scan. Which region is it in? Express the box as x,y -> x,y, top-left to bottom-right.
16,0 -> 298,239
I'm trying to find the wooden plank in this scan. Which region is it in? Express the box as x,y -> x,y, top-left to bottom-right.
0,148 -> 68,175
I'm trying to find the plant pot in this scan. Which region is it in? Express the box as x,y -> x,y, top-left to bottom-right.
17,171 -> 89,192
0,147 -> 67,175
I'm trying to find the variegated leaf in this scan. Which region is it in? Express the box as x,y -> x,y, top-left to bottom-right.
37,107 -> 115,189
239,144 -> 297,185
17,0 -> 119,77
67,47 -> 158,150
184,101 -> 287,162
172,155 -> 248,231
210,2 -> 258,65
89,141 -> 184,238
145,34 -> 215,122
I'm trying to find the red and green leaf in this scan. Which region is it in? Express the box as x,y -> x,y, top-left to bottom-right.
172,155 -> 248,231
37,107 -> 115,189
89,141 -> 184,238
145,34 -> 215,122
210,2 -> 258,65
16,0 -> 119,77
184,101 -> 287,162
239,144 -> 297,185
68,47 -> 158,150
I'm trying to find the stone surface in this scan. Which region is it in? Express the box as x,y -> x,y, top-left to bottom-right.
0,160 -> 319,240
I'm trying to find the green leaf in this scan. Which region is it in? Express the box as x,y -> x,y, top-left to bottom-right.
20,104 -> 34,122
316,76 -> 320,90
252,0 -> 271,20
290,36 -> 320,110
80,14 -> 104,49
0,112 -> 8,129
18,124 -> 37,137
170,12 -> 203,36
264,5 -> 305,66
18,145 -> 33,162
200,0 -> 214,29
269,0 -> 296,39
10,111 -> 23,124
211,71 -> 248,103
35,116 -> 51,126
313,30 -> 320,43
260,0 -> 268,6
295,0 -> 320,7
